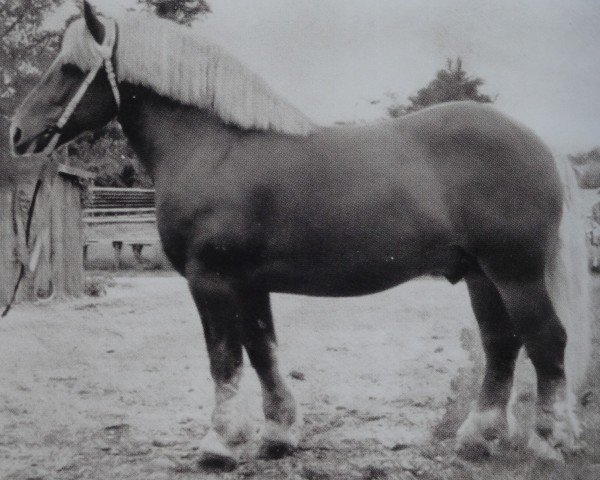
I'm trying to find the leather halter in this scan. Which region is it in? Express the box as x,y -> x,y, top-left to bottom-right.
43,17 -> 121,155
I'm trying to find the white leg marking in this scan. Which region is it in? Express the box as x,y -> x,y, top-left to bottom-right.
212,371 -> 253,445
456,406 -> 507,459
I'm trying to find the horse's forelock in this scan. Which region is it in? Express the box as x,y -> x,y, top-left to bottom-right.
59,18 -> 104,71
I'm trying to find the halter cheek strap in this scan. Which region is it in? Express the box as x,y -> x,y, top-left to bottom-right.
43,17 -> 120,155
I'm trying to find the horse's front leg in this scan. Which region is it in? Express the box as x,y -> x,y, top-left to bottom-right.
238,288 -> 297,458
189,271 -> 296,467
189,275 -> 251,469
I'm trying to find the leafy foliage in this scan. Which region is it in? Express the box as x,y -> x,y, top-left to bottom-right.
387,58 -> 493,118
0,0 -> 63,117
137,0 -> 210,26
66,122 -> 153,188
569,147 -> 600,188
568,147 -> 600,167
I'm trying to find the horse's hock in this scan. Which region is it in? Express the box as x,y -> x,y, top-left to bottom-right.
0,163 -> 92,304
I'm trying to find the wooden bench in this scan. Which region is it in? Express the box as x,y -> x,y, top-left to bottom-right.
83,187 -> 160,270
83,238 -> 159,270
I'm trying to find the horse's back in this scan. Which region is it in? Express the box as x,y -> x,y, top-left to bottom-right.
309,101 -> 563,248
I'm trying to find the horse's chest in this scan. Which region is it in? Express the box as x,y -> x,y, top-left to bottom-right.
155,198 -> 197,274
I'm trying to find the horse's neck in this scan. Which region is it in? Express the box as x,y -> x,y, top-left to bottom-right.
117,83 -> 237,177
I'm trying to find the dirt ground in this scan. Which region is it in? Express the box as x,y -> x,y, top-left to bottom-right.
1,274 -> 600,480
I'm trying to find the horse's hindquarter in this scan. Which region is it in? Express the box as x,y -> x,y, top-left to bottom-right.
406,102 -> 563,275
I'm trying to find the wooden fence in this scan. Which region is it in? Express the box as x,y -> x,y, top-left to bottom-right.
83,187 -> 160,269
84,186 -> 156,222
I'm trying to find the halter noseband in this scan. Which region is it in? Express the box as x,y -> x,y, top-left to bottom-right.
43,17 -> 120,156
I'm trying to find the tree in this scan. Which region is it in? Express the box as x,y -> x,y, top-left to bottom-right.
568,147 -> 600,167
138,0 -> 210,26
568,147 -> 600,189
387,57 -> 493,118
0,0 -> 63,118
67,125 -> 153,188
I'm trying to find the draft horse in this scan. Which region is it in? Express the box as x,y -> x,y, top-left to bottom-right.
10,1 -> 591,468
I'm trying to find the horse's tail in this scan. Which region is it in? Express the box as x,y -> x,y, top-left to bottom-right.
545,156 -> 593,393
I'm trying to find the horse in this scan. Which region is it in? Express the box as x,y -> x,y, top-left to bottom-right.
9,1 -> 592,468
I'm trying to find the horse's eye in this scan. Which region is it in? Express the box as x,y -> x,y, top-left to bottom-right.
60,63 -> 83,76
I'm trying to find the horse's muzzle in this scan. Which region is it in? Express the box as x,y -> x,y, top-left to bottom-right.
10,124 -> 58,157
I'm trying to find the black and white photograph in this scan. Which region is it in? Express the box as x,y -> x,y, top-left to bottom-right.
1,1 -> 600,478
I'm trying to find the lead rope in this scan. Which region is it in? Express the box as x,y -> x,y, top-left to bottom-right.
1,162 -> 50,317
2,18 -> 120,317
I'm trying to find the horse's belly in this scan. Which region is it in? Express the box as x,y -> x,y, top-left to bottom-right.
254,245 -> 468,297
265,264 -> 419,296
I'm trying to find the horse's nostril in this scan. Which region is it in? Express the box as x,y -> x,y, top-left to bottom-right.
12,127 -> 22,145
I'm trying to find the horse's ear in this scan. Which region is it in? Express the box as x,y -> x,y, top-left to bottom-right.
83,0 -> 105,44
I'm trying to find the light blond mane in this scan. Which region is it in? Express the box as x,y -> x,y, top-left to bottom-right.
60,13 -> 315,136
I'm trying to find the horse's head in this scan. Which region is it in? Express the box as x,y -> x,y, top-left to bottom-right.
10,1 -> 119,157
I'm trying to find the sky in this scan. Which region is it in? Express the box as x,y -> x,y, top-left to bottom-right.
50,0 -> 600,155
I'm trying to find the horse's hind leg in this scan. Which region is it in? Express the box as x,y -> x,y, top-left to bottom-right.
456,269 -> 522,459
486,267 -> 579,459
238,289 -> 297,458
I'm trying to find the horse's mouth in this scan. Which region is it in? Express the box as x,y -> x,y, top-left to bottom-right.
12,129 -> 58,157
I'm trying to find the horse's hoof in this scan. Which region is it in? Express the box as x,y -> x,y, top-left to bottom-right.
532,400 -> 582,459
257,421 -> 297,459
199,451 -> 237,471
197,429 -> 237,471
257,438 -> 296,459
527,431 -> 565,462
456,440 -> 491,461
456,408 -> 504,461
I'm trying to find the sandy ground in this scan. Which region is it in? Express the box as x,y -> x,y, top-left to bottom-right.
1,275 -> 600,480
